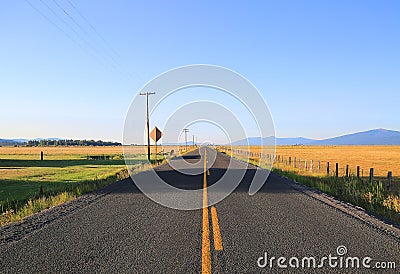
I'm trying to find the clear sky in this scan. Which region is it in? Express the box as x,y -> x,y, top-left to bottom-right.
1,0 -> 399,143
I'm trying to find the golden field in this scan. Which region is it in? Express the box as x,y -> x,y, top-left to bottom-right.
0,146 -> 124,160
227,146 -> 400,178
0,145 -> 182,160
275,145 -> 400,177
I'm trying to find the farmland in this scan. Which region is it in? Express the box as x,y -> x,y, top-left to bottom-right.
0,146 -> 181,206
0,146 -> 124,220
274,145 -> 400,177
226,145 -> 400,178
0,146 -> 176,225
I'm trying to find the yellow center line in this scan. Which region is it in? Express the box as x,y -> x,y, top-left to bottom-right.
202,150 -> 211,274
210,206 -> 223,251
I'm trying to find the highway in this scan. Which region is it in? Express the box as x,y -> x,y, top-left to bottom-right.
0,147 -> 399,273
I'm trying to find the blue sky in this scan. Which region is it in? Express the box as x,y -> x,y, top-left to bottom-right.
1,0 -> 399,143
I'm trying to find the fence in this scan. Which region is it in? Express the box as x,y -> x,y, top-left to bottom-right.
218,146 -> 398,193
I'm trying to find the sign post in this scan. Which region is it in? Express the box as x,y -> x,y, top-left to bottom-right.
150,126 -> 163,163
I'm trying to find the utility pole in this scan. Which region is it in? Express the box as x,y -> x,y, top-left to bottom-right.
140,92 -> 155,161
192,135 -> 195,147
183,128 -> 189,151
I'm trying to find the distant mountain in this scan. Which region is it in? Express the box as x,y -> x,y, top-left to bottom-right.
276,137 -> 315,145
230,137 -> 263,146
0,139 -> 23,146
231,136 -> 315,146
0,138 -> 61,142
10,139 -> 29,143
0,137 -> 63,146
310,129 -> 400,145
30,137 -> 62,141
230,129 -> 400,146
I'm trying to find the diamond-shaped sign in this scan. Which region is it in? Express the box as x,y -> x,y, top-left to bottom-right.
150,126 -> 163,142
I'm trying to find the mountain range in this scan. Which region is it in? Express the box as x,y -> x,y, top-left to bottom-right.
0,138 -> 61,146
230,129 -> 400,146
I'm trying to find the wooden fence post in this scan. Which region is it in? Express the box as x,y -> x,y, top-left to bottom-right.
310,160 -> 313,172
327,162 -> 330,176
40,151 -> 44,161
369,168 -> 374,182
289,157 -> 291,166
387,171 -> 392,191
357,166 -> 360,178
318,160 -> 320,171
39,185 -> 43,196
335,163 -> 339,177
346,165 -> 349,177
294,157 -> 297,168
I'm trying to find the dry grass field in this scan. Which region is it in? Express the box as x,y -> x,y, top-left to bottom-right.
275,145 -> 400,177
0,146 -> 123,160
237,146 -> 400,178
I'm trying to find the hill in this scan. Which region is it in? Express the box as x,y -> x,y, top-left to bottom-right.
230,129 -> 400,146
310,129 -> 400,145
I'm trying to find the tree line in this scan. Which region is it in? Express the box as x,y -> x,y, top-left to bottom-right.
26,139 -> 121,147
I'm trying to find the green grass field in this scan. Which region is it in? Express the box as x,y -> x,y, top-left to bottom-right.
0,147 -> 145,214
0,159 -> 128,210
0,146 -> 178,225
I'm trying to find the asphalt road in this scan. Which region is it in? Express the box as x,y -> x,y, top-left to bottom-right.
0,147 -> 399,273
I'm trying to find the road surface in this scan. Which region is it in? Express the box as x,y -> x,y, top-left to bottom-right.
0,147 -> 399,273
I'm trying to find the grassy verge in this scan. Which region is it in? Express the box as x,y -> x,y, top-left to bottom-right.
0,168 -> 130,226
272,168 -> 400,225
219,150 -> 400,226
0,168 -> 129,225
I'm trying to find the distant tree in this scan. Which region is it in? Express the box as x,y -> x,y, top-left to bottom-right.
28,139 -> 122,147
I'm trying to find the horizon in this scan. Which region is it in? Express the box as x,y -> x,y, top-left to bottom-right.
3,127 -> 400,144
1,1 -> 400,143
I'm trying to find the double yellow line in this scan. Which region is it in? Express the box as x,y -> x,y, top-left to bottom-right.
202,150 -> 223,274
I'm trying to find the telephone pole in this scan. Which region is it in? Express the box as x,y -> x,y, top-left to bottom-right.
140,92 -> 155,161
183,128 -> 189,151
192,135 -> 195,147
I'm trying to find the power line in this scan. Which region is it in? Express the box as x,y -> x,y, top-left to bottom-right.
66,0 -> 120,59
26,0 -> 141,83
51,0 -> 118,70
40,0 -> 117,70
52,0 -> 92,39
25,0 -> 75,44
25,0 -> 102,65
27,0 -> 112,70
64,0 -> 143,82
